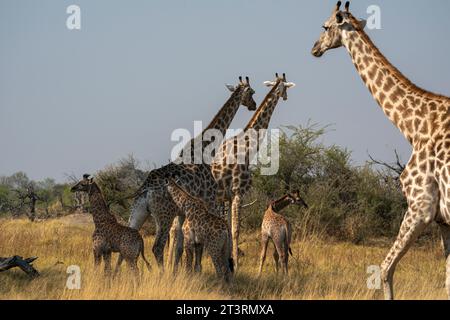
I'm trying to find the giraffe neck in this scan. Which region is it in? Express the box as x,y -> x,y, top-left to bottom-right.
245,83 -> 281,131
342,23 -> 447,145
87,183 -> 116,229
168,182 -> 206,218
178,87 -> 244,161
203,87 -> 244,135
271,195 -> 292,213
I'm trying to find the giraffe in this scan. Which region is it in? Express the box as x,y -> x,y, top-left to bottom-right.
71,174 -> 151,278
258,190 -> 308,276
165,178 -> 233,283
211,73 -> 296,270
311,1 -> 450,299
128,78 -> 257,270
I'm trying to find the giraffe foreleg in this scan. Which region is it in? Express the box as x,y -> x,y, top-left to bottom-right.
231,194 -> 242,271
184,238 -> 194,274
173,215 -> 186,271
114,254 -> 124,277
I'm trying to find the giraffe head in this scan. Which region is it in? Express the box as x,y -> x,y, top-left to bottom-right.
70,174 -> 94,193
225,76 -> 257,111
311,1 -> 367,57
288,190 -> 309,209
263,73 -> 296,101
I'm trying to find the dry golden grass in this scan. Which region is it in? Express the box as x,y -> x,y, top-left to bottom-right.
0,216 -> 447,300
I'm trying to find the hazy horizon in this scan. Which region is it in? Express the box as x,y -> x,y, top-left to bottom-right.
1,0 -> 449,182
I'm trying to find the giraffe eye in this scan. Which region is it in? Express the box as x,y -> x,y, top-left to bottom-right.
322,26 -> 330,31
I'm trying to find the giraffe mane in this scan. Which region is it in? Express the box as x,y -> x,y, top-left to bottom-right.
347,13 -> 450,103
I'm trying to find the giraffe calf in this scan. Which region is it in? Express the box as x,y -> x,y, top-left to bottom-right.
166,179 -> 234,283
258,190 -> 308,276
71,175 -> 151,278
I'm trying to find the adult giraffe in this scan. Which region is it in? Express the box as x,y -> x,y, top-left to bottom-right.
128,77 -> 256,269
211,73 -> 296,270
311,1 -> 450,299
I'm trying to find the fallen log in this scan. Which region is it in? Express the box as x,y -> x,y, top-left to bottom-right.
0,256 -> 39,278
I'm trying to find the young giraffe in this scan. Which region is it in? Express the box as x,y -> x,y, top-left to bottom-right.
312,1 -> 450,299
258,191 -> 308,276
165,178 -> 234,283
211,73 -> 296,271
129,78 -> 256,270
71,175 -> 151,277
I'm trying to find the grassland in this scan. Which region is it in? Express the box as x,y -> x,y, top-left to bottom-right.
0,215 -> 447,300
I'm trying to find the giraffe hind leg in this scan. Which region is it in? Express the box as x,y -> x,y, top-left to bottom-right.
114,254 -> 124,277
380,209 -> 431,300
258,234 -> 269,276
152,214 -> 174,270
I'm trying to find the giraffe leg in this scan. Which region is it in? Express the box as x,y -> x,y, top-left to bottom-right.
114,254 -> 124,277
93,248 -> 102,267
258,234 -> 269,276
230,194 -> 242,271
380,209 -> 431,300
283,229 -> 290,275
152,214 -> 173,270
167,216 -> 183,270
273,245 -> 279,274
184,241 -> 194,274
209,245 -> 228,283
194,243 -> 203,273
125,258 -> 140,288
273,238 -> 287,276
173,215 -> 186,271
103,251 -> 112,277
439,224 -> 450,299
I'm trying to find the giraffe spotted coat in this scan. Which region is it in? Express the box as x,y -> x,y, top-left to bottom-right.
71,175 -> 151,277
312,1 -> 450,299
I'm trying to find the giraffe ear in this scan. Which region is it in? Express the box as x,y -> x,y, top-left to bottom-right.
285,82 -> 296,88
264,81 -> 277,87
358,19 -> 367,30
225,84 -> 236,92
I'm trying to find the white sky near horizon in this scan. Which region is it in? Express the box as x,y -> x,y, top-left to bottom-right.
0,0 -> 449,182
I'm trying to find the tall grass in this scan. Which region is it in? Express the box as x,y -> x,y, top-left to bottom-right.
0,217 -> 447,300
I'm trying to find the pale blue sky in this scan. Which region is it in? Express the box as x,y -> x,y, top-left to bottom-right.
0,0 -> 449,181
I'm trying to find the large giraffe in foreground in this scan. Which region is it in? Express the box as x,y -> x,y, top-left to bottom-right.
312,1 -> 450,299
129,78 -> 256,269
211,74 -> 296,270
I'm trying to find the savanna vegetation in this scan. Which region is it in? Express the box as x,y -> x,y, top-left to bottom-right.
1,124 -> 447,300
